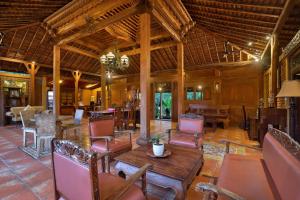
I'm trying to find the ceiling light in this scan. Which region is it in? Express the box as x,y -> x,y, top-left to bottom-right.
255,57 -> 260,62
59,80 -> 63,84
248,42 -> 253,46
32,61 -> 36,65
198,85 -> 202,90
158,87 -> 162,91
266,35 -> 271,40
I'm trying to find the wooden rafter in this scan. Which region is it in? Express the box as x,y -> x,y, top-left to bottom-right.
121,41 -> 177,56
183,0 -> 283,10
57,3 -> 145,45
185,3 -> 280,18
261,0 -> 300,59
0,56 -> 101,77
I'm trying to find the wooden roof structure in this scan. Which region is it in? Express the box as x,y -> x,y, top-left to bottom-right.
0,0 -> 300,79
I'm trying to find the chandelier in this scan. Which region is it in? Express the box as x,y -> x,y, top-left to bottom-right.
100,49 -> 129,75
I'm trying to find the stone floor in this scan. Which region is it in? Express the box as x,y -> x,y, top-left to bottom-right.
0,119 -> 260,200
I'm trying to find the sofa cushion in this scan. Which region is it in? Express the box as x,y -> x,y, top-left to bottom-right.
263,133 -> 300,200
217,154 -> 278,200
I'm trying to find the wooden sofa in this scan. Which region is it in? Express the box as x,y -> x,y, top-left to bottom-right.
196,128 -> 300,200
187,104 -> 230,129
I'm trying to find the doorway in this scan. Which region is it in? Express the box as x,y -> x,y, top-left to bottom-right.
154,83 -> 172,120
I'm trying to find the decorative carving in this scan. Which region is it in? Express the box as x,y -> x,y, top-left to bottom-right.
52,139 -> 93,165
89,112 -> 114,121
280,29 -> 300,61
269,128 -> 300,161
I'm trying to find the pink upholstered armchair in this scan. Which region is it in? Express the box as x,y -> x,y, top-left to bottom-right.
51,139 -> 151,200
88,115 -> 133,159
167,114 -> 204,149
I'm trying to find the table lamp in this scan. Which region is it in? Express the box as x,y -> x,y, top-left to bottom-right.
277,80 -> 300,138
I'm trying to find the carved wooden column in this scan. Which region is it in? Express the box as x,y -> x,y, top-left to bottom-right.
177,42 -> 184,118
137,12 -> 151,145
53,45 -> 61,117
72,70 -> 82,108
25,62 -> 39,105
101,65 -> 107,110
271,33 -> 279,107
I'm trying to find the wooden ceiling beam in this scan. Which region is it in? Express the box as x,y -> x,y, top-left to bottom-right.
197,21 -> 271,35
196,26 -> 258,58
185,3 -> 280,18
54,0 -> 136,35
193,15 -> 274,31
197,24 -> 267,47
0,56 -> 100,77
183,0 -> 283,10
152,8 -> 181,42
61,45 -> 99,59
121,41 -> 177,56
74,40 -> 102,52
57,3 -> 145,45
261,0 -> 300,59
188,11 -> 276,26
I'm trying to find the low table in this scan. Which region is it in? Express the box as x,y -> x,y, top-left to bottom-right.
114,144 -> 203,200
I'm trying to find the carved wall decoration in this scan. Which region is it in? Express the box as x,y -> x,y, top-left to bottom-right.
280,29 -> 300,61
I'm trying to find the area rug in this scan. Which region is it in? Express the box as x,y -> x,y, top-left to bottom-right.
201,141 -> 246,177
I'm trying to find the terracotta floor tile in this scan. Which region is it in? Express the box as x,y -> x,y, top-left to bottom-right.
0,179 -> 25,199
22,168 -> 52,187
3,189 -> 39,200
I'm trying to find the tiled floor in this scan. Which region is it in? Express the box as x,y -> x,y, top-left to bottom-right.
0,120 -> 260,200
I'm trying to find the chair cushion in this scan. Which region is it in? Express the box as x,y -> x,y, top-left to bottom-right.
91,139 -> 132,153
217,154 -> 278,200
89,119 -> 115,137
179,118 -> 204,134
98,173 -> 145,200
169,132 -> 202,148
263,133 -> 300,200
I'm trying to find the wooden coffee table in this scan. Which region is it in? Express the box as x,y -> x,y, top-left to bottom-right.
114,144 -> 204,200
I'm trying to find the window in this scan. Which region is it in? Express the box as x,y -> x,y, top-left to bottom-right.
186,87 -> 194,100
195,90 -> 203,100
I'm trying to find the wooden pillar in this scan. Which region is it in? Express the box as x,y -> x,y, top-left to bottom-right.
271,33 -> 279,107
177,42 -> 184,118
101,65 -> 107,110
26,62 -> 39,105
41,76 -> 47,110
137,12 -> 151,145
53,45 -> 61,117
72,70 -> 82,108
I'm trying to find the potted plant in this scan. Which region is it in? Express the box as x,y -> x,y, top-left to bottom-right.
150,134 -> 164,156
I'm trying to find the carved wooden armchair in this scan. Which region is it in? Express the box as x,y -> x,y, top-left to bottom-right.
89,115 -> 133,160
51,139 -> 151,200
167,114 -> 204,149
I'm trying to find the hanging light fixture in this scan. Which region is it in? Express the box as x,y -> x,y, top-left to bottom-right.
99,48 -> 130,74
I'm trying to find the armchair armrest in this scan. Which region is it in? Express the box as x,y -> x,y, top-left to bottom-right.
195,182 -> 245,200
103,163 -> 152,200
220,139 -> 262,154
114,130 -> 134,143
166,128 -> 177,143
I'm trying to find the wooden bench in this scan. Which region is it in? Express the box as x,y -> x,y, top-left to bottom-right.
187,104 -> 230,129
